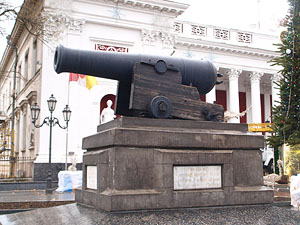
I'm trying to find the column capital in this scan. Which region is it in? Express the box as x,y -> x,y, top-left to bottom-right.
249,72 -> 263,82
270,73 -> 281,82
226,69 -> 242,80
141,29 -> 158,45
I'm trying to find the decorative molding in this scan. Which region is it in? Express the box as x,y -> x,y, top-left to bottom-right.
160,32 -> 175,46
175,41 -> 277,58
14,106 -> 21,120
249,72 -> 264,82
270,73 -> 282,82
103,0 -> 188,16
191,25 -> 206,37
173,22 -> 183,33
214,28 -> 230,40
90,37 -> 134,46
66,18 -> 85,34
94,44 -> 129,52
26,91 -> 37,105
43,11 -> 85,48
226,69 -> 242,80
19,99 -> 28,113
141,30 -> 176,46
237,32 -> 252,43
141,29 -> 158,45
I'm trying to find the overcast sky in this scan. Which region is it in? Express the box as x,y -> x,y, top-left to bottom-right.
0,0 -> 289,58
177,0 -> 288,32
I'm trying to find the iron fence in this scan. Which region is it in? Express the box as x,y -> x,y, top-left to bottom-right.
0,155 -> 33,178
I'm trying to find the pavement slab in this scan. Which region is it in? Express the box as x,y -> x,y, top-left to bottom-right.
0,203 -> 300,225
0,190 -> 75,210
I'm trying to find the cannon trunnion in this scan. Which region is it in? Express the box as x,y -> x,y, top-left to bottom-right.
54,45 -> 224,121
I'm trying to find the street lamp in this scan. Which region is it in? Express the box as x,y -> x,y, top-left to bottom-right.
31,94 -> 71,194
6,35 -> 18,177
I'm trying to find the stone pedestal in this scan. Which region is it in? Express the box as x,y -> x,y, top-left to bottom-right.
75,117 -> 273,212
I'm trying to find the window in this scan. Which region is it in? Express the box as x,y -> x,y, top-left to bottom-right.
15,118 -> 20,152
32,40 -> 37,77
17,65 -> 21,94
1,94 -> 4,111
24,52 -> 28,83
9,82 -> 11,104
22,112 -> 27,151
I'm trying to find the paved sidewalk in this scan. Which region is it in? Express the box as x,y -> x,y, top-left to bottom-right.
0,184 -> 291,217
1,203 -> 300,225
0,190 -> 75,211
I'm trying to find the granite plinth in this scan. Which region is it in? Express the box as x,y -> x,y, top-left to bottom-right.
1,203 -> 300,225
77,117 -> 273,212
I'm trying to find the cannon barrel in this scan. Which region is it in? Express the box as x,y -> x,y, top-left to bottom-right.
54,45 -> 217,95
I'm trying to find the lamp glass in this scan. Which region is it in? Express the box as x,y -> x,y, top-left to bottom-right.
63,105 -> 71,122
30,103 -> 40,121
47,94 -> 57,112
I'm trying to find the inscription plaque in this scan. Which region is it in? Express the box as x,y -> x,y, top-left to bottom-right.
174,165 -> 222,190
86,166 -> 97,190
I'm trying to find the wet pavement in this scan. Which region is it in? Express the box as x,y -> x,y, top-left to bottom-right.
0,185 -> 296,225
0,190 -> 75,212
0,203 -> 300,225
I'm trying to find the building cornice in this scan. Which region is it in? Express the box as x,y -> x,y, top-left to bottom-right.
77,0 -> 189,16
0,0 -> 39,81
175,38 -> 280,59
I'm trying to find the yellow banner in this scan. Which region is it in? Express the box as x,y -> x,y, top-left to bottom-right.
248,123 -> 273,132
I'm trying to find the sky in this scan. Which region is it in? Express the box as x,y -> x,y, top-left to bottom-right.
0,0 -> 289,58
177,0 -> 289,32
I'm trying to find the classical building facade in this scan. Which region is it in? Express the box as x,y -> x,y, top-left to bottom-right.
0,0 -> 281,179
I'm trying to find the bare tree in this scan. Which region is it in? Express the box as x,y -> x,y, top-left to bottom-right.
1,0 -> 71,49
0,1 -> 19,35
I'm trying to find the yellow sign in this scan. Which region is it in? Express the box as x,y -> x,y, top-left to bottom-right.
248,123 -> 273,132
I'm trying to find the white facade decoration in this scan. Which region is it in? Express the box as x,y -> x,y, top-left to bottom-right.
214,28 -> 230,40
237,32 -> 252,43
227,69 -> 242,123
249,72 -> 264,123
191,25 -> 206,37
0,0 -> 282,178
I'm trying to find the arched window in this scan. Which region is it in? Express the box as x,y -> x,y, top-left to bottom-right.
99,94 -> 120,124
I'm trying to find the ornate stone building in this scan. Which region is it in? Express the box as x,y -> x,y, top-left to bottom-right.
0,0 -> 281,179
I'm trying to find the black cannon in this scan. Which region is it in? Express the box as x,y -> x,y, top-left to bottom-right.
54,45 -> 224,121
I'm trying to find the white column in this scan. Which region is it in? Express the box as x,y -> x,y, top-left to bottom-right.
249,72 -> 263,123
206,66 -> 219,103
270,74 -> 281,107
264,92 -> 271,122
206,86 -> 216,103
227,69 -> 242,123
245,83 -> 252,123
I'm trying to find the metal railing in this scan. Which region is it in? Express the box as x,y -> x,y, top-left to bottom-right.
0,127 -> 33,178
0,155 -> 33,178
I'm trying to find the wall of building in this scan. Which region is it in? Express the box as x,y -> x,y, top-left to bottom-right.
0,0 -> 282,178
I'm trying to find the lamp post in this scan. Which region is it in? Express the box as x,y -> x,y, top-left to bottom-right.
31,94 -> 71,194
6,35 -> 17,177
